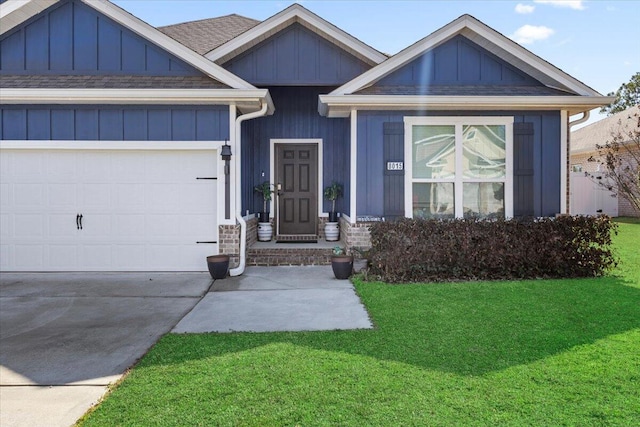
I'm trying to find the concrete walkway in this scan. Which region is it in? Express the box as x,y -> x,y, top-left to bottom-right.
0,267 -> 371,427
174,266 -> 373,333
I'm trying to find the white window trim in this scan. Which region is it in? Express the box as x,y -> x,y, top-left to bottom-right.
404,116 -> 514,219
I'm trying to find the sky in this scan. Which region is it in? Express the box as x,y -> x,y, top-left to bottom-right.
111,0 -> 640,128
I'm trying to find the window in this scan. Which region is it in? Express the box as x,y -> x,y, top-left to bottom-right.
405,117 -> 513,219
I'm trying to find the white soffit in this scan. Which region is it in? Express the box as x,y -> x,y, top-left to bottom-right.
330,15 -> 604,98
318,94 -> 616,117
0,0 -> 57,35
206,3 -> 387,66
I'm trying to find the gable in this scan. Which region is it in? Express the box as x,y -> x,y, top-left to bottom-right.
0,0 -> 206,78
373,35 -> 541,89
221,23 -> 372,86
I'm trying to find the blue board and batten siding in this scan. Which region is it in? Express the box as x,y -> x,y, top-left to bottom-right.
0,106 -> 229,141
222,23 -> 371,86
0,0 -> 229,141
241,87 -> 350,215
375,35 -> 540,87
357,111 -> 561,218
0,0 -> 202,76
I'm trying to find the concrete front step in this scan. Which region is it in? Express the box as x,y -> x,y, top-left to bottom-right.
247,240 -> 343,266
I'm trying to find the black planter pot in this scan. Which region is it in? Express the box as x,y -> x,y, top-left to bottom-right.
331,255 -> 353,280
207,254 -> 230,280
328,211 -> 339,222
258,212 -> 270,223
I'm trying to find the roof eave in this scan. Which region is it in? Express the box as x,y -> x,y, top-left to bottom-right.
0,88 -> 275,114
0,0 -> 58,35
318,95 -> 616,118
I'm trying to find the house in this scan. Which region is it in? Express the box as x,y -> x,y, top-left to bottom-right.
570,105 -> 640,217
0,0 -> 613,273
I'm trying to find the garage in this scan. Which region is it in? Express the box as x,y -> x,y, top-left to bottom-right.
0,144 -> 219,271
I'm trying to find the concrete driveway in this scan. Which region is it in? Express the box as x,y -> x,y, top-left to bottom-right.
0,272 -> 212,427
0,267 -> 372,426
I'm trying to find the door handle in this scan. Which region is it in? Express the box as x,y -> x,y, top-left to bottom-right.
79,214 -> 83,230
76,214 -> 80,230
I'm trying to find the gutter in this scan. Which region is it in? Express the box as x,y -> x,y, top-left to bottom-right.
568,110 -> 590,128
229,100 -> 269,277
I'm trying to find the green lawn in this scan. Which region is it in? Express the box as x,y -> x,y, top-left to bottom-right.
80,219 -> 640,426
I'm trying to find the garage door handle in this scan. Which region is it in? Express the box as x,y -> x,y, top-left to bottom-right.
76,214 -> 80,230
79,214 -> 83,230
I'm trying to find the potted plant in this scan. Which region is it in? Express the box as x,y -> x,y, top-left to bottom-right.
254,181 -> 274,241
350,246 -> 370,273
206,254 -> 230,280
323,182 -> 343,241
331,246 -> 353,280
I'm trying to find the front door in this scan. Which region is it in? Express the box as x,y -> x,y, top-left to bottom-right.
275,143 -> 318,235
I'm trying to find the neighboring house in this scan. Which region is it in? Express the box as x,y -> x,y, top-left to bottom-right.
0,0 -> 613,272
570,105 -> 640,217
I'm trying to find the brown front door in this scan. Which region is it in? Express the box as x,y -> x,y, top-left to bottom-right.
276,143 -> 318,235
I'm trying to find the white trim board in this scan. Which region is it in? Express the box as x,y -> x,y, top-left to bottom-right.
0,140 -> 224,150
319,95 -> 615,117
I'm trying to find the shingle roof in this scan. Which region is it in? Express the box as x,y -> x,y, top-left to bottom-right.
355,85 -> 576,96
0,75 -> 229,89
571,105 -> 640,153
158,14 -> 260,55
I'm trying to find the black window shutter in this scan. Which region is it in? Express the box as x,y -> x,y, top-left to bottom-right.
383,122 -> 405,219
513,122 -> 535,217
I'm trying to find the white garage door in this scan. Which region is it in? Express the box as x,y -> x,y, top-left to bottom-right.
1,148 -> 218,271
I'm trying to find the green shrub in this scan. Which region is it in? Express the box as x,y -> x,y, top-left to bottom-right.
368,216 -> 618,283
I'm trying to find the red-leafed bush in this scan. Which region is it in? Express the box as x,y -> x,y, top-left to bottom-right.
367,216 -> 617,283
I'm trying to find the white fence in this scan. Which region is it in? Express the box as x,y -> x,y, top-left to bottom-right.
570,172 -> 618,217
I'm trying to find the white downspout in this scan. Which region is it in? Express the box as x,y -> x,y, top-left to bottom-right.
229,100 -> 269,276
569,110 -> 590,128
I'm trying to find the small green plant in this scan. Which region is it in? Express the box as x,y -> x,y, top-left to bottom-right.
254,181 -> 274,214
323,182 -> 343,213
332,246 -> 345,256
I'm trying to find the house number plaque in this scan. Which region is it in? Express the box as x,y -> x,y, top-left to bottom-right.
386,161 -> 404,171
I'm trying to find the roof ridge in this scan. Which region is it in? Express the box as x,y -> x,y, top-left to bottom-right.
158,13 -> 260,30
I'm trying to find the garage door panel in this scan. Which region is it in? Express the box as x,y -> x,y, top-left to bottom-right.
182,185 -> 216,213
80,184 -> 112,211
79,153 -> 112,182
113,184 -> 145,213
0,213 -> 9,239
80,214 -> 113,238
181,214 -> 216,238
0,183 -> 10,209
11,153 -> 44,182
1,148 -> 218,271
112,245 -> 146,270
46,153 -> 78,181
80,245 -> 113,269
49,245 -> 79,270
14,214 -> 44,239
0,244 -> 9,270
14,245 -> 44,269
14,184 -> 45,210
111,152 -> 147,184
49,214 -> 79,237
113,215 -> 145,238
48,184 -> 77,210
